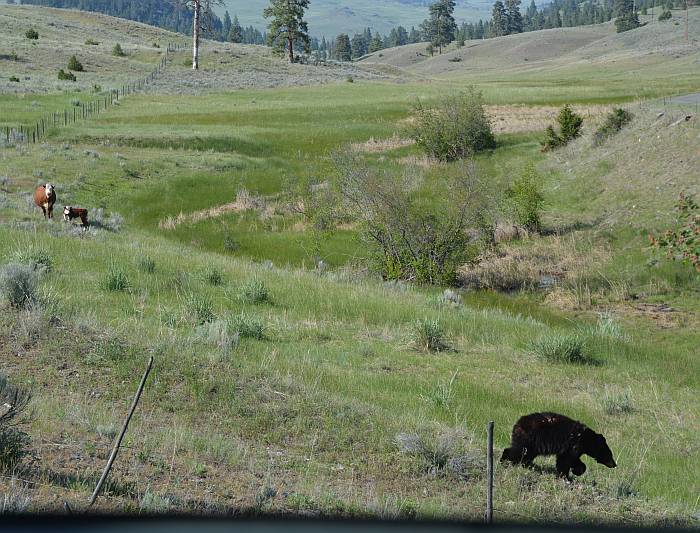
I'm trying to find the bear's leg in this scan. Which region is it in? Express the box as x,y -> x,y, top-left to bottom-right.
501,447 -> 531,465
571,457 -> 586,476
555,455 -> 573,480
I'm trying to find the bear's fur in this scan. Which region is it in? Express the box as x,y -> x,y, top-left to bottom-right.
500,412 -> 616,479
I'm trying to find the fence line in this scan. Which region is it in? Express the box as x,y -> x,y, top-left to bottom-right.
2,43 -> 184,145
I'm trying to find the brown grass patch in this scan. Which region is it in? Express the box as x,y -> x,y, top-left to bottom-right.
158,189 -> 265,230
486,105 -> 615,134
351,135 -> 415,153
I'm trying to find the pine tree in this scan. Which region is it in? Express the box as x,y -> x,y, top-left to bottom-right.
396,26 -> 409,45
409,26 -> 421,43
264,0 -> 311,63
369,33 -> 384,52
222,11 -> 232,40
335,34 -> 352,61
492,0 -> 509,35
351,33 -> 368,58
614,0 -> 641,31
228,15 -> 243,43
505,0 -> 524,33
421,0 -> 457,54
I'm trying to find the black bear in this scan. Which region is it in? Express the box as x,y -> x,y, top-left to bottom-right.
501,412 -> 616,479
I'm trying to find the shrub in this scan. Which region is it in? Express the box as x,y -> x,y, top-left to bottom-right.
408,87 -> 496,162
602,388 -> 634,415
112,43 -> 126,57
12,247 -> 52,273
505,163 -> 545,232
9,76 -> 19,83
413,318 -> 450,353
67,55 -> 84,72
227,313 -> 265,340
25,29 -> 38,40
334,152 -> 489,284
650,192 -> 700,272
238,279 -> 269,304
530,333 -> 590,364
0,374 -> 32,471
658,9 -> 672,20
195,320 -> 239,359
541,105 -> 583,151
395,429 -> 483,480
593,108 -> 633,146
85,38 -> 99,45
1,478 -> 31,513
58,69 -> 76,82
615,12 -> 641,32
187,293 -> 215,325
101,266 -> 129,292
135,256 -> 156,273
0,263 -> 38,309
202,267 -> 224,286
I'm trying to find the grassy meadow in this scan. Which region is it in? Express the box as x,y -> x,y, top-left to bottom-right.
0,3 -> 699,522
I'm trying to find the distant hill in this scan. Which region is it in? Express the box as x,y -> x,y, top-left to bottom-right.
218,0 -> 495,38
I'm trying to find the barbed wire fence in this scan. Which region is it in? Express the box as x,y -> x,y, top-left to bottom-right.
2,42 -> 184,145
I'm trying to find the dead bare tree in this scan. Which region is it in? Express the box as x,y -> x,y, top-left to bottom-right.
176,0 -> 225,70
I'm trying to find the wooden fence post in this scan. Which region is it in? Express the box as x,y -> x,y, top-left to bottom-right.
486,421 -> 494,524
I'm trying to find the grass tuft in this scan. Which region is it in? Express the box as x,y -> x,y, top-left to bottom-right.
0,263 -> 38,309
530,332 -> 591,364
238,279 -> 270,305
100,265 -> 129,292
412,318 -> 450,353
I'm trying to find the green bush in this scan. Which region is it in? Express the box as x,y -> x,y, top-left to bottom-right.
530,333 -> 590,364
25,29 -> 38,40
0,374 -> 32,471
112,43 -> 126,57
238,279 -> 269,304
505,164 -> 545,232
658,9 -> 672,20
650,192 -> 700,272
227,313 -> 265,340
593,108 -> 633,145
12,247 -> 52,273
0,263 -> 38,309
58,69 -> 76,81
541,105 -> 583,151
187,293 -> 215,325
413,318 -> 450,353
100,266 -> 129,292
408,87 -> 496,162
0,428 -> 30,471
85,38 -> 100,45
67,55 -> 84,72
615,12 -> 641,32
9,76 -> 20,83
135,256 -> 156,273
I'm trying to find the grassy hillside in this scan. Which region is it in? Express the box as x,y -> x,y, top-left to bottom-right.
0,5 -> 698,522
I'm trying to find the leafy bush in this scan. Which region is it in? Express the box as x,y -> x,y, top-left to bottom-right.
505,164 -> 545,232
67,55 -> 84,72
334,152 -> 489,285
650,192 -> 700,272
25,29 -> 38,40
227,313 -> 265,340
85,38 -> 99,45
58,69 -> 76,81
112,43 -> 126,57
413,318 -> 450,353
408,87 -> 496,162
9,76 -> 19,83
593,108 -> 633,146
100,266 -> 129,292
541,105 -> 583,151
530,333 -> 590,364
0,263 -> 38,309
658,9 -> 672,20
238,279 -> 269,304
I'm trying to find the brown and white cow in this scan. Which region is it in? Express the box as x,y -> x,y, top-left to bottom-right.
63,206 -> 89,228
33,183 -> 56,219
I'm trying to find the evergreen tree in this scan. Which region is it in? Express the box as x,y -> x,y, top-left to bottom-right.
408,26 -> 422,43
228,15 -> 243,43
396,26 -> 409,45
264,0 -> 311,63
421,0 -> 457,53
614,0 -> 641,31
524,0 -> 538,29
351,33 -> 368,58
369,33 -> 384,52
492,0 -> 509,35
505,0 -> 524,33
335,34 -> 352,61
222,11 -> 232,40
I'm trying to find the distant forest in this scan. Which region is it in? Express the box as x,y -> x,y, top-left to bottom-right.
16,0 -> 266,44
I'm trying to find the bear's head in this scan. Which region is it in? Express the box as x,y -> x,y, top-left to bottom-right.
581,429 -> 616,468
